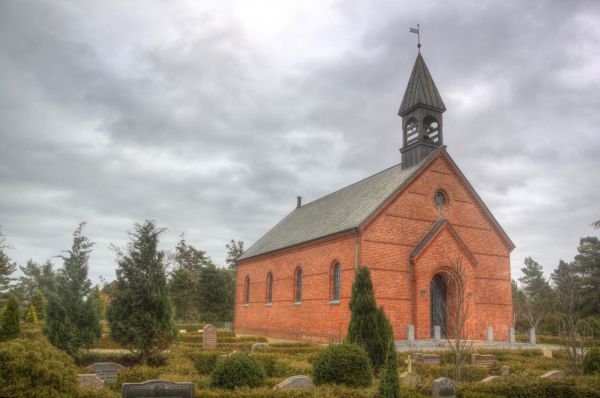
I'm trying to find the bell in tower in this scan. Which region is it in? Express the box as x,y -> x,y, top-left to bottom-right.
399,53 -> 446,168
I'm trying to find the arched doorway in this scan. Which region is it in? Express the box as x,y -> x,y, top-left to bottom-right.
430,273 -> 447,338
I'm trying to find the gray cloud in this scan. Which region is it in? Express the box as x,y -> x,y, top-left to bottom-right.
1,0 -> 599,282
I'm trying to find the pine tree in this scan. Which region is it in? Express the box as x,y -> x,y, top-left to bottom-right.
24,303 -> 38,323
346,266 -> 393,373
107,221 -> 176,364
0,230 -> 16,303
0,294 -> 20,341
518,257 -> 552,330
377,339 -> 401,398
43,223 -> 101,355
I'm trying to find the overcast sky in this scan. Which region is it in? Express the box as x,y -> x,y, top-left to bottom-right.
1,0 -> 599,284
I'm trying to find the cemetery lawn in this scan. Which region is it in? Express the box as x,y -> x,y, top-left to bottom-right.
17,323 -> 600,398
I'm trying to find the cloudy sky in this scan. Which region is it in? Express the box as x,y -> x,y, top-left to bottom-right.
1,0 -> 599,283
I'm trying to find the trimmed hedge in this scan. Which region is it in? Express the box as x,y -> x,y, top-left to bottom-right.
115,365 -> 162,389
210,353 -> 266,389
76,351 -> 168,367
460,377 -> 600,398
312,343 -> 372,387
0,338 -> 78,397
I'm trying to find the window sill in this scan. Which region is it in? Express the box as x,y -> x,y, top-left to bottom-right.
242,304 -> 249,308
292,302 -> 302,306
328,300 -> 341,305
265,303 -> 272,307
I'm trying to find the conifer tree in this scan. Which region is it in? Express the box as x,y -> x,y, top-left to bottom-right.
377,339 -> 401,398
31,290 -> 47,320
0,230 -> 16,303
43,223 -> 101,355
346,266 -> 393,372
0,294 -> 20,341
24,303 -> 38,323
108,220 -> 176,364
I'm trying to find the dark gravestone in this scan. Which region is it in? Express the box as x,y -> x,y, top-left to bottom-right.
87,362 -> 124,385
121,379 -> 194,398
432,377 -> 456,398
471,354 -> 497,370
413,352 -> 442,365
202,324 -> 217,349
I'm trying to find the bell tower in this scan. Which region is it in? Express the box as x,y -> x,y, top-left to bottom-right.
399,53 -> 446,168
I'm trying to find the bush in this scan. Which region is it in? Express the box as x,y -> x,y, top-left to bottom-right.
312,343 -> 372,387
377,339 -> 400,398
584,348 -> 600,375
115,365 -> 162,389
0,338 -> 78,397
189,351 -> 222,374
210,352 -> 266,389
462,377 -> 600,398
76,351 -> 168,367
24,303 -> 38,323
0,294 -> 20,341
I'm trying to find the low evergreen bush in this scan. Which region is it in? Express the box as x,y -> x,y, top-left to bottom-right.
210,352 -> 266,389
0,338 -> 78,397
0,294 -> 20,341
584,348 -> 600,375
189,351 -> 222,374
312,343 -> 372,387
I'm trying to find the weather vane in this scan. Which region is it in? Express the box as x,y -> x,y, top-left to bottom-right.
409,24 -> 421,52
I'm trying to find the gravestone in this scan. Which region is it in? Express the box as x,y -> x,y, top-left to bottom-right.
77,374 -> 105,391
407,325 -> 415,346
529,328 -> 536,345
433,326 -> 441,343
508,327 -> 516,346
400,354 -> 421,389
432,377 -> 456,398
122,380 -> 194,398
471,354 -> 497,370
87,362 -> 124,385
542,347 -> 553,358
481,375 -> 501,383
203,324 -> 217,349
500,365 -> 511,376
251,343 -> 270,353
413,352 -> 442,365
540,370 -> 565,379
273,375 -> 314,390
179,329 -> 187,334
487,327 -> 494,344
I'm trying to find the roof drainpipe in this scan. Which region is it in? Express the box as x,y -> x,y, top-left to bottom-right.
296,196 -> 302,208
354,228 -> 360,271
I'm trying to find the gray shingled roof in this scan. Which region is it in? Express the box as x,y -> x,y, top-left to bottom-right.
398,53 -> 446,116
239,162 -> 424,260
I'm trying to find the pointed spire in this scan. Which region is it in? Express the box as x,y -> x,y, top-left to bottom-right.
398,53 -> 446,116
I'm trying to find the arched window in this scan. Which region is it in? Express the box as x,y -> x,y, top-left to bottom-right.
244,276 -> 250,305
266,272 -> 273,305
331,262 -> 341,301
294,267 -> 303,303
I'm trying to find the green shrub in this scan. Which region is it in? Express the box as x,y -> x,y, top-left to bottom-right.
189,351 -> 222,374
0,294 -> 20,341
115,365 -> 162,389
210,352 -> 266,389
76,351 -> 168,367
252,353 -> 297,377
312,343 -> 372,387
24,303 -> 38,323
584,348 -> 600,375
0,338 -> 78,397
462,377 -> 600,398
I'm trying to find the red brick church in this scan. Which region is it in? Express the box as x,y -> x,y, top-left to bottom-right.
234,52 -> 514,343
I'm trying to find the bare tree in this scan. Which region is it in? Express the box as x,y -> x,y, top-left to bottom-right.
436,253 -> 472,382
592,220 -> 600,230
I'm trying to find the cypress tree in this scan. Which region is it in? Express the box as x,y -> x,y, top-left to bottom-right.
377,339 -> 401,398
107,220 -> 176,364
43,223 -> 101,355
346,266 -> 394,372
0,294 -> 20,341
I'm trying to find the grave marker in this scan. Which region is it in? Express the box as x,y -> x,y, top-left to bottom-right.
251,343 -> 270,353
542,347 -> 553,358
77,374 -> 105,391
121,379 -> 194,398
540,370 -> 565,379
413,352 -> 441,365
273,375 -> 314,390
432,377 -> 455,398
471,354 -> 496,370
203,324 -> 217,349
87,362 -> 124,385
